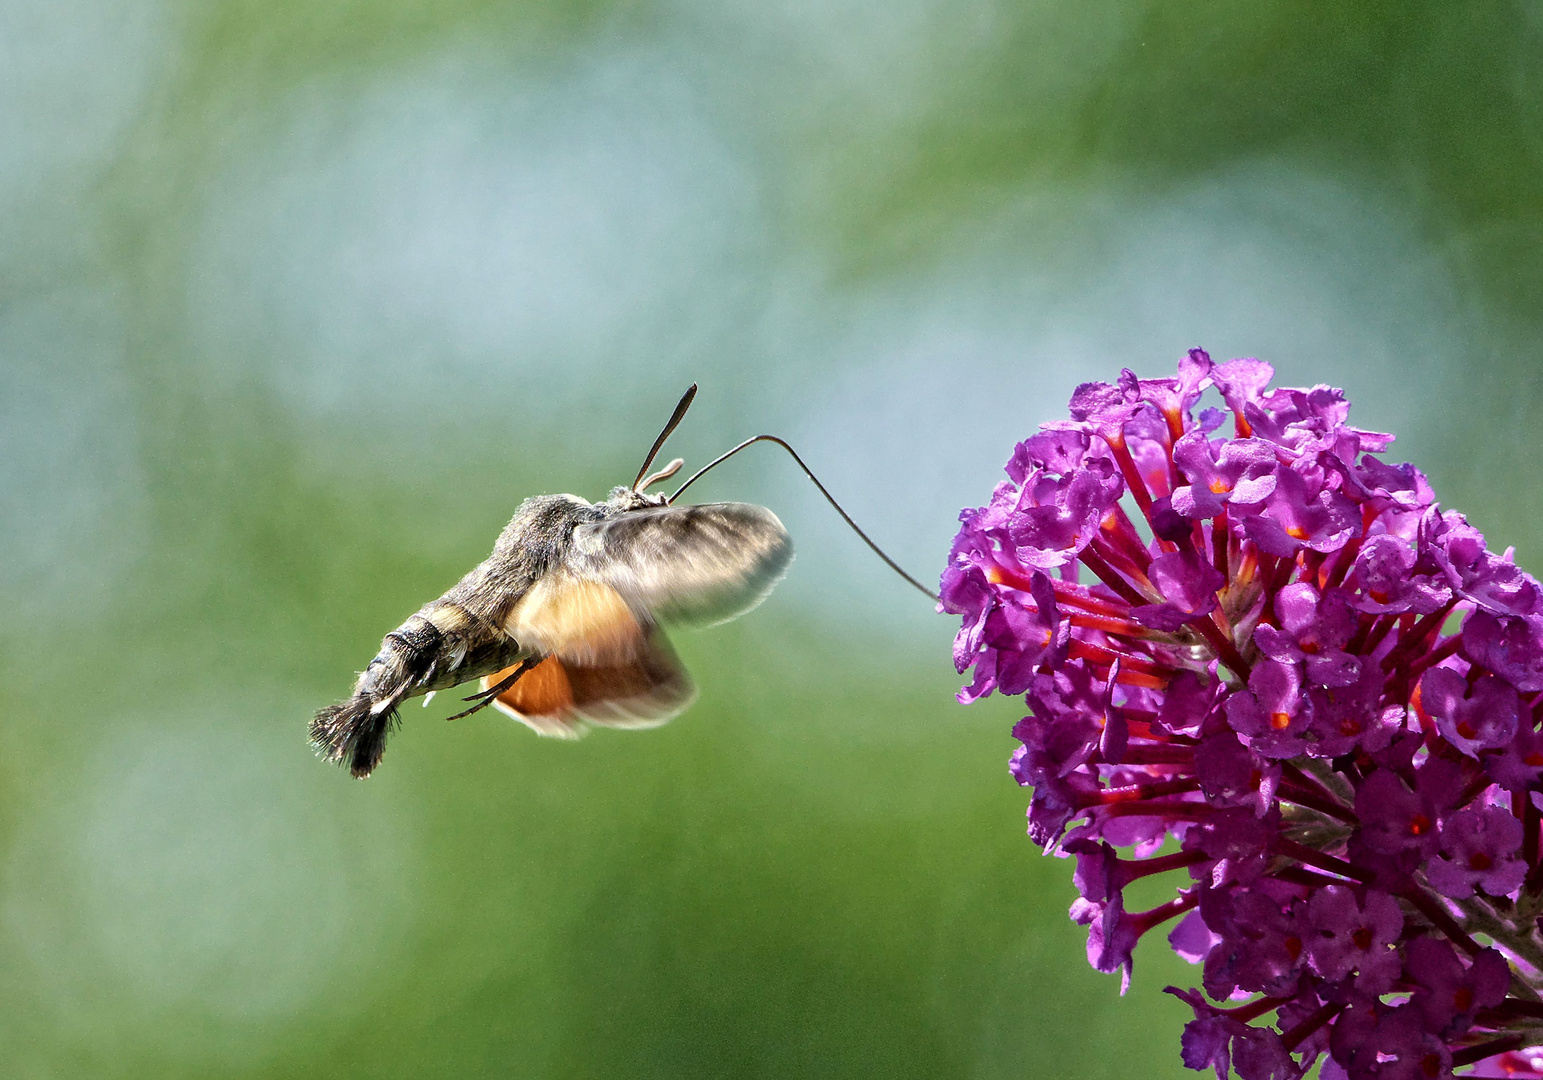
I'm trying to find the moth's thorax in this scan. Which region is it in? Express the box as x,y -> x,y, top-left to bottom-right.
489,493 -> 600,565
490,488 -> 667,569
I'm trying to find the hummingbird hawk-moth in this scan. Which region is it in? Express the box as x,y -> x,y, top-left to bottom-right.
310,386 -> 793,777
312,385 -> 938,778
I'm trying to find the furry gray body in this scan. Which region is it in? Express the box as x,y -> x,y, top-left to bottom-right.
312,486 -> 790,776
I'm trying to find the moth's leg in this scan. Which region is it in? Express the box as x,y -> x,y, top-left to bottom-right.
445,656 -> 540,721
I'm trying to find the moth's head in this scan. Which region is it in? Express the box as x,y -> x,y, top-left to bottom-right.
606,485 -> 668,511
616,452 -> 684,512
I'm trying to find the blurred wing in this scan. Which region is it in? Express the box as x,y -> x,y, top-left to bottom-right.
503,574 -> 646,666
481,628 -> 696,739
569,502 -> 792,627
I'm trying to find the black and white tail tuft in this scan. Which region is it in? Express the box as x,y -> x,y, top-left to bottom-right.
311,695 -> 399,778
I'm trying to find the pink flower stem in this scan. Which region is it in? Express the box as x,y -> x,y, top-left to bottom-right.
1382,600 -> 1459,672
1401,887 -> 1485,958
1281,1000 -> 1346,1052
1130,891 -> 1200,936
1066,612 -> 1162,639
1122,849 -> 1210,883
1117,745 -> 1196,766
1264,554 -> 1297,602
1456,769 -> 1499,812
1080,777 -> 1204,808
1066,639 -> 1175,679
1232,996 -> 1297,1023
1523,794 -> 1541,870
1278,782 -> 1359,825
1089,536 -> 1159,596
1345,612 -> 1376,656
1158,404 -> 1186,447
1098,800 -> 1212,821
1297,550 -> 1326,589
1276,839 -> 1375,883
1046,577 -> 1133,618
1232,545 -> 1260,589
1523,796 -> 1543,895
1191,616 -> 1253,679
1359,613 -> 1400,658
1404,634 -> 1464,683
1211,511 -> 1230,581
1451,1036 -> 1525,1068
1321,525 -> 1368,592
1479,998 -> 1543,1022
1078,547 -> 1152,608
1106,435 -> 1156,520
1272,865 -> 1358,889
1103,503 -> 1155,572
1280,762 -> 1354,815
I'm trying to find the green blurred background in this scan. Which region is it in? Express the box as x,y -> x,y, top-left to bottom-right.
4,2 -> 1543,1076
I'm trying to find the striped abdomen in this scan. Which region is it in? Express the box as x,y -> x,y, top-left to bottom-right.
310,600 -> 524,777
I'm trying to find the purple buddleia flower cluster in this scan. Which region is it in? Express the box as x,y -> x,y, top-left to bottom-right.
943,351 -> 1543,1079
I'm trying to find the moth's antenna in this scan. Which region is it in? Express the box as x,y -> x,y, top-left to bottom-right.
634,384 -> 698,490
669,434 -> 941,604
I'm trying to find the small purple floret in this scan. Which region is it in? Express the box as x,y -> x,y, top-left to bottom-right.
1171,433 -> 1279,520
1426,805 -> 1526,899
